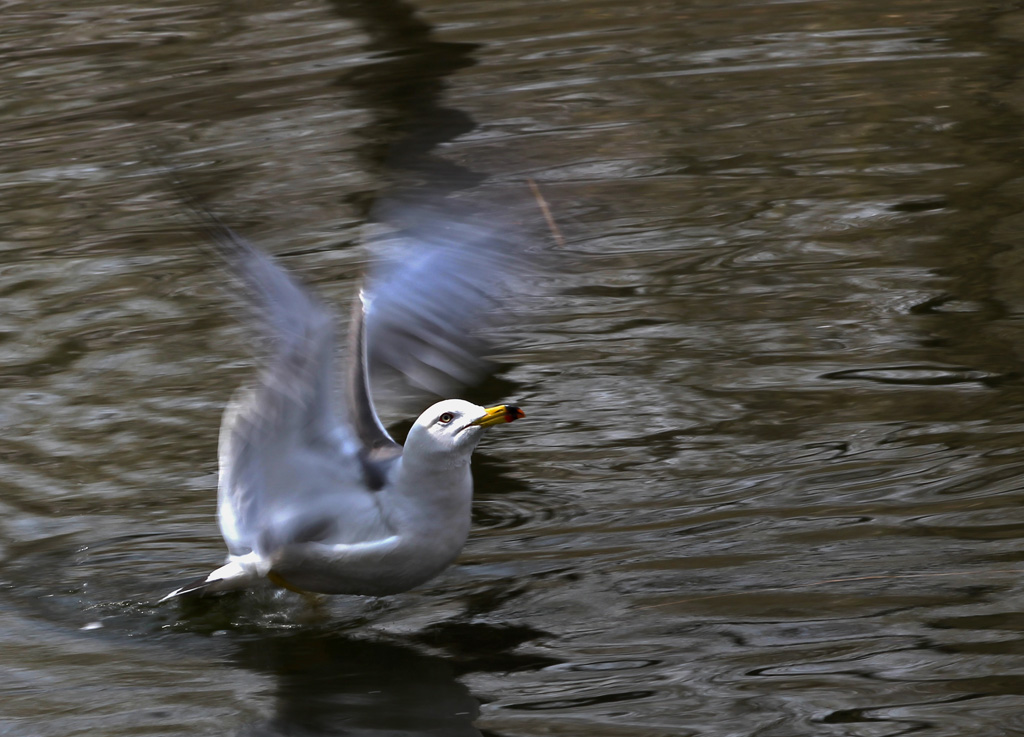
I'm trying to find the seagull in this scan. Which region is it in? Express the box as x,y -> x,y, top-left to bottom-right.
160,194 -> 531,602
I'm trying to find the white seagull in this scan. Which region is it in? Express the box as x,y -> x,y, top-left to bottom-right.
160,195 -> 530,601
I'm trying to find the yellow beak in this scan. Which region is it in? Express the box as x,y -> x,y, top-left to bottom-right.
471,404 -> 525,428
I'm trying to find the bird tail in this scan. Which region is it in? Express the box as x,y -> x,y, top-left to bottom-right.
158,555 -> 263,603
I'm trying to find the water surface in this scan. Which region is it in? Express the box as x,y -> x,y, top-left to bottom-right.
4,0 -> 1024,735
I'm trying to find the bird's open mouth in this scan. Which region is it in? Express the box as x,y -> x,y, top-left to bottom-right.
469,404 -> 525,428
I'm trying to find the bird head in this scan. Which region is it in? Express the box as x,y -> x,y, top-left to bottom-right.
404,399 -> 525,462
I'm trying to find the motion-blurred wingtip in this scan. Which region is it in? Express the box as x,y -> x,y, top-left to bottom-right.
157,574 -> 214,604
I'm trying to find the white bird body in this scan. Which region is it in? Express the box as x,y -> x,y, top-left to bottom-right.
160,199 -> 526,603
209,400 -> 483,597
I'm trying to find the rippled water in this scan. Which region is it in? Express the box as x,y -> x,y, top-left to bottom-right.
5,0 -> 1024,734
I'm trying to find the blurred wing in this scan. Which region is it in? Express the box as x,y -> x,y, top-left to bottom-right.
361,192 -> 540,402
194,215 -> 386,555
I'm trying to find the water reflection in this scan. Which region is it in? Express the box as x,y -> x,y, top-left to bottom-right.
235,634 -> 481,737
327,0 -> 484,194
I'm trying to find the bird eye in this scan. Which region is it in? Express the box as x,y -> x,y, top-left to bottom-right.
438,412 -> 455,424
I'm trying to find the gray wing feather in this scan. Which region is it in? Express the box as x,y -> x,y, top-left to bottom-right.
362,193 -> 538,399
198,218 -> 374,555
345,290 -> 400,456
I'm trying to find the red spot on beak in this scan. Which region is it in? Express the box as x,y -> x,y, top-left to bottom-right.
506,406 -> 525,422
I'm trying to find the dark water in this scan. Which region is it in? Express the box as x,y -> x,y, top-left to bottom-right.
5,0 -> 1024,734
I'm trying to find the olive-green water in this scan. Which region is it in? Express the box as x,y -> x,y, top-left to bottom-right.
5,1 -> 1024,734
